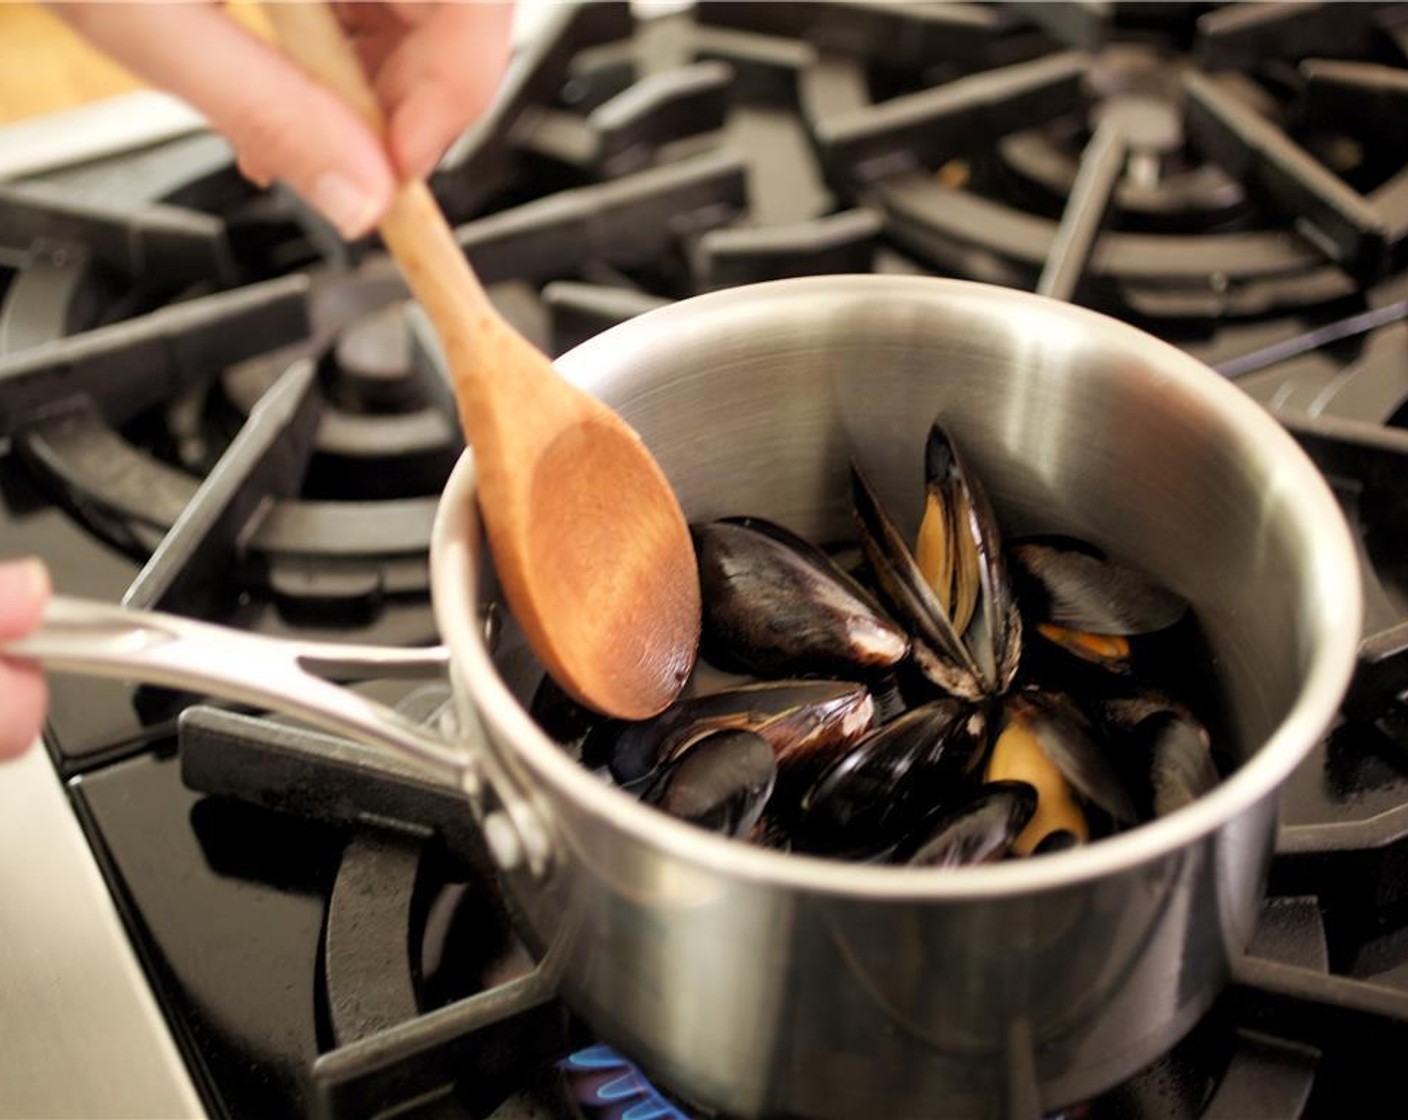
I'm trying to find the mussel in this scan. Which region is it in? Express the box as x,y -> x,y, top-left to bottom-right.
985,702 -> 1087,855
1141,711 -> 1219,817
694,518 -> 909,679
1010,536 -> 1187,680
589,679 -> 876,786
1031,625 -> 1133,675
1100,694 -> 1220,818
795,699 -> 987,858
852,422 -> 1020,702
643,729 -> 777,838
898,782 -> 1038,868
1011,537 -> 1187,635
985,691 -> 1135,854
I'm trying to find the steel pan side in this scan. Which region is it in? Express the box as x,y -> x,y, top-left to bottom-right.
429,276 -> 1357,1117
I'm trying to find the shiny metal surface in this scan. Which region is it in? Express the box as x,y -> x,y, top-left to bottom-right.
431,276 -> 1361,1117
7,276 -> 1361,1118
0,744 -> 205,1119
8,600 -> 556,874
12,598 -> 465,777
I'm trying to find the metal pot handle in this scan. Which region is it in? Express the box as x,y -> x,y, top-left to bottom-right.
4,596 -> 548,873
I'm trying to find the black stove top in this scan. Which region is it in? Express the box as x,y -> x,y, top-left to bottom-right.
7,3 -> 1408,1118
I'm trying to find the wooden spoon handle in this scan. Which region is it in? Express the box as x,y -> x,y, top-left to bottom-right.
262,2 -> 513,430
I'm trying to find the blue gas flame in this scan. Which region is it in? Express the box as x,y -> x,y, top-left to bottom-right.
559,1044 -> 691,1120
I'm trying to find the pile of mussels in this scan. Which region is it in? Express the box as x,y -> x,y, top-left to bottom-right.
540,419 -> 1227,868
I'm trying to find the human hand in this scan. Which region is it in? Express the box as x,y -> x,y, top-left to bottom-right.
56,1 -> 515,238
0,560 -> 50,761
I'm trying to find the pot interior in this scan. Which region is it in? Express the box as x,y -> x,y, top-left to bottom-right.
455,276 -> 1358,866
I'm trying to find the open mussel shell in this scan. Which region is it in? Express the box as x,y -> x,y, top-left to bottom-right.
852,465 -> 984,700
1011,537 -> 1188,637
924,423 -> 1022,696
643,729 -> 777,839
985,700 -> 1087,855
851,422 -> 1021,702
897,781 -> 1038,868
915,431 -> 981,637
1022,691 -> 1138,824
694,519 -> 909,680
986,691 -> 1137,853
589,679 -> 876,787
795,699 -> 987,859
1032,624 -> 1133,676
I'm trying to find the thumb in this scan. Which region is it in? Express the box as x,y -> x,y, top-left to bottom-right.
0,559 -> 49,641
57,3 -> 394,239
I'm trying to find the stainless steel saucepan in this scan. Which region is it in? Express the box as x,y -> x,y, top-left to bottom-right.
7,276 -> 1361,1118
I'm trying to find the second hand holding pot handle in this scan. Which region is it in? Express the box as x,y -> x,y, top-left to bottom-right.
5,593 -> 553,874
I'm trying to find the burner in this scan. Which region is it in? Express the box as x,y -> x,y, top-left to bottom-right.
560,1046 -> 690,1120
771,2 -> 1408,325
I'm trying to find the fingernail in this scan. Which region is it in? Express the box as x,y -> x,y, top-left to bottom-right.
0,558 -> 49,602
309,170 -> 382,239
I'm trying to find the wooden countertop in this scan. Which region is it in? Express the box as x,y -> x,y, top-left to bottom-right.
0,4 -> 143,123
0,2 -> 269,125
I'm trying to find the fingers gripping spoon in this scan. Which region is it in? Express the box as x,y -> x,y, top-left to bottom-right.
265,3 -> 700,719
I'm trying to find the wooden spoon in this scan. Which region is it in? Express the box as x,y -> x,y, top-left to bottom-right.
264,3 -> 699,719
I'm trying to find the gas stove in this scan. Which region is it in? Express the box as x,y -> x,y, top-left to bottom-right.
5,3 -> 1408,1118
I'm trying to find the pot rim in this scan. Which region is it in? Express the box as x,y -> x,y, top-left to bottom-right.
431,275 -> 1361,898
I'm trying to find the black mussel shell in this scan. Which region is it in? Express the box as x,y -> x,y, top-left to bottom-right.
644,729 -> 777,838
985,691 -> 1137,853
795,699 -> 987,858
720,517 -> 886,612
1014,629 -> 1134,732
868,671 -> 910,724
1100,691 -> 1200,734
694,519 -> 909,680
985,697 -> 1088,854
923,423 -> 1022,695
850,423 -> 1021,702
741,680 -> 876,771
916,433 -> 981,637
531,675 -> 605,755
1139,711 -> 1219,817
1093,690 -> 1220,819
1018,691 -> 1138,825
1011,538 -> 1187,637
852,463 -> 984,700
590,679 -> 876,787
898,781 -> 1038,868
1032,829 -> 1081,855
